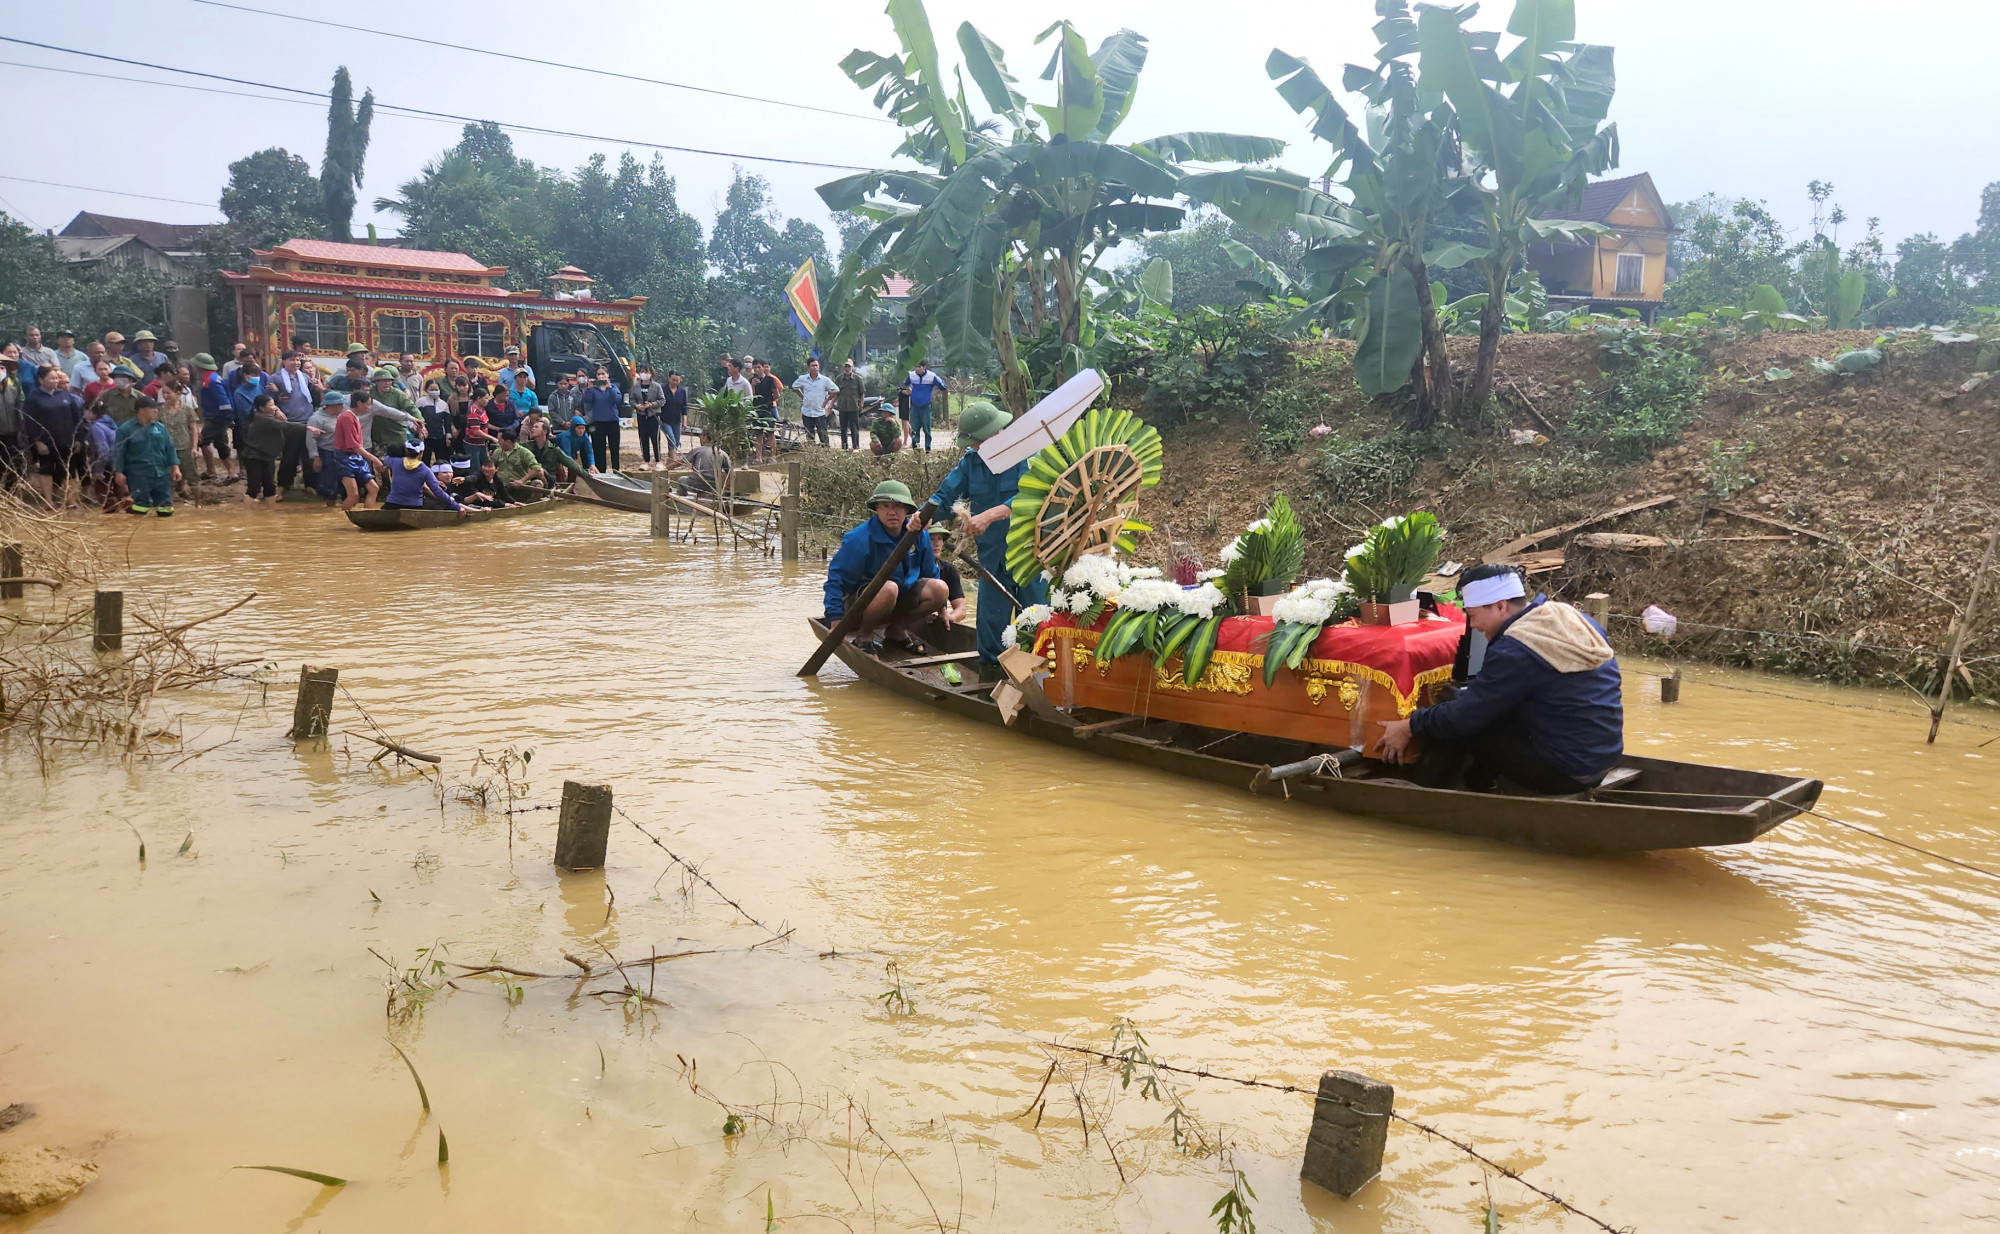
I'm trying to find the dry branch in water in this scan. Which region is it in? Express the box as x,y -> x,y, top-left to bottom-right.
0,491 -> 258,767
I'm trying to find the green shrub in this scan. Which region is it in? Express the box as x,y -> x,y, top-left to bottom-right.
1309,431 -> 1423,498
1568,341 -> 1707,459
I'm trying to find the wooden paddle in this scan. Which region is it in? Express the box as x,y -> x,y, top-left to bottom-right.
799,499 -> 939,677
515,482 -> 629,513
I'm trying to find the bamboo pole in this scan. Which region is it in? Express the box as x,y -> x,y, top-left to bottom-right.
1929,528 -> 1997,743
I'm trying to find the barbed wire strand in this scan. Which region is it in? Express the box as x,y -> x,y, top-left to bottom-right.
1038,1041 -> 1629,1234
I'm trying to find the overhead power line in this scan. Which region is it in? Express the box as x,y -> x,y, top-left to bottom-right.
0,174 -> 216,211
188,0 -> 891,125
0,40 -> 872,172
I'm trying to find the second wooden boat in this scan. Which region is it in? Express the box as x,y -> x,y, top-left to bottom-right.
570,471 -> 654,511
345,498 -> 558,530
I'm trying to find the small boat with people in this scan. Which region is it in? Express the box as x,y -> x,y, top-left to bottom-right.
808,614 -> 1822,856
345,498 -> 559,531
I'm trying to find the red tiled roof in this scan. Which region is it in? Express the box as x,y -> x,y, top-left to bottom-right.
226,269 -> 514,297
880,274 -> 915,299
268,238 -> 495,274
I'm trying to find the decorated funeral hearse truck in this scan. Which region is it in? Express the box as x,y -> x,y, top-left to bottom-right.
225,239 -> 644,391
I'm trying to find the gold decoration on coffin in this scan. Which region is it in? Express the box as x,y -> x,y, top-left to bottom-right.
1151,651 -> 1256,696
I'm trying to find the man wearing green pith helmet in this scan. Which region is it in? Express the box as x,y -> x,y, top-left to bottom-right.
921,400 -> 1049,669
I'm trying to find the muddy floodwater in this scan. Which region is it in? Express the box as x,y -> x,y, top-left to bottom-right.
4,506 -> 1999,1233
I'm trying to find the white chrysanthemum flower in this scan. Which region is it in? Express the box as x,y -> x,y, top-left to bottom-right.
1069,590 -> 1097,615
1176,582 -> 1227,619
1040,569 -> 1054,583
1302,576 -> 1351,598
1000,624 -> 1018,649
1047,588 -> 1068,612
1246,518 -> 1272,534
1019,604 -> 1053,628
1344,543 -> 1368,560
1218,538 -> 1243,564
1116,578 -> 1180,613
1196,568 -> 1226,582
1272,593 -> 1335,626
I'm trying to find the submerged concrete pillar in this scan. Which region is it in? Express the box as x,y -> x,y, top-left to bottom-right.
288,665 -> 338,739
555,780 -> 613,871
1300,1070 -> 1393,1198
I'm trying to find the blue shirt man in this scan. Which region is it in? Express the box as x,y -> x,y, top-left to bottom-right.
923,399 -> 1048,664
901,363 -> 948,450
823,480 -> 946,648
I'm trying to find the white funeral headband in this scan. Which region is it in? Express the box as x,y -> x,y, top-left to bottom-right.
1461,572 -> 1526,608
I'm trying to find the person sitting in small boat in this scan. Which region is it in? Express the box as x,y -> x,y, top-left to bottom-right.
528,419 -> 589,485
926,526 -> 967,625
1376,564 -> 1623,793
824,480 -> 947,654
380,444 -> 464,513
490,428 -> 547,490
456,456 -> 525,508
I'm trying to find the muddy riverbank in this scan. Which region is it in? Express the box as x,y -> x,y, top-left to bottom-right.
3,505 -> 1999,1231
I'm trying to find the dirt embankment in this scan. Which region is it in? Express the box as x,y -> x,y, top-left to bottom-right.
1142,330 -> 2000,693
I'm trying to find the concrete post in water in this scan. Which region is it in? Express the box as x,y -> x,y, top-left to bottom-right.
1584,592 -> 1609,627
650,474 -> 672,539
0,544 -> 21,600
1300,1070 -> 1392,1198
1660,668 -> 1682,704
780,461 -> 801,561
288,665 -> 339,738
92,590 -> 123,653
555,780 -> 613,871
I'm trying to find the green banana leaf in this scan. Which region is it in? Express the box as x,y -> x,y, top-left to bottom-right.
1182,615 -> 1224,686
1152,610 -> 1199,669
1353,272 -> 1422,395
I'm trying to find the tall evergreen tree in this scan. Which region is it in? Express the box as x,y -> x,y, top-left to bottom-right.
320,67 -> 376,241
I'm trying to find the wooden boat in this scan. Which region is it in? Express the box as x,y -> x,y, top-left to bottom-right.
807,617 -> 1823,856
346,498 -> 558,530
571,470 -> 653,511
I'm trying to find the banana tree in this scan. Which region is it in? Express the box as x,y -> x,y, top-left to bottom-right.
815,2 -> 1302,414
1415,0 -> 1620,412
1267,7 -> 1468,428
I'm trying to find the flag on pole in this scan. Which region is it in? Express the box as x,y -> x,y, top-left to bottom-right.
785,257 -> 822,348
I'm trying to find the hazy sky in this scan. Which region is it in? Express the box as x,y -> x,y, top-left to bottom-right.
2,0 -> 1993,261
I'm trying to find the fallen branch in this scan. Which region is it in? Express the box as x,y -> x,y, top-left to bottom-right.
342,729 -> 441,764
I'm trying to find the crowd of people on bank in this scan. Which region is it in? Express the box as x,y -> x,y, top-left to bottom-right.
0,322 -> 960,517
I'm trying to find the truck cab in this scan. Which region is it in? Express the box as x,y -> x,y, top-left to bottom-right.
529,321 -> 633,393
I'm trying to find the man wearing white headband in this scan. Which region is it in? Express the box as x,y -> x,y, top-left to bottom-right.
1377,563 -> 1624,793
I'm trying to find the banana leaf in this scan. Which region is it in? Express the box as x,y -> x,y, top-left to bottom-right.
1182,615 -> 1224,686
1095,606 -> 1151,663
1152,610 -> 1200,669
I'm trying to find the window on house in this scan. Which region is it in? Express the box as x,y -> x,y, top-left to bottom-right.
377,313 -> 430,355
455,319 -> 507,358
1615,252 -> 1645,296
289,308 -> 347,351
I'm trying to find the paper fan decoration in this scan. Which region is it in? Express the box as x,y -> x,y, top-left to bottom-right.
1004,406 -> 1163,583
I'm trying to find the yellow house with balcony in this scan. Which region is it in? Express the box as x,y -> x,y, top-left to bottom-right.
1526,172 -> 1678,321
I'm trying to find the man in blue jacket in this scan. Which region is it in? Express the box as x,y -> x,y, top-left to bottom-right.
920,399 -> 1048,668
824,480 -> 946,653
1377,564 -> 1623,792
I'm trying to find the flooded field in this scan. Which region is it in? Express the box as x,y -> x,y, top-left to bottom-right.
4,505 -> 1999,1232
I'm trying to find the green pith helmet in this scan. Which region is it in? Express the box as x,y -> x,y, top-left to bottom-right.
346,342 -> 369,355
955,399 -> 1011,444
190,352 -> 217,371
869,480 -> 917,511
132,329 -> 158,342
371,366 -> 399,381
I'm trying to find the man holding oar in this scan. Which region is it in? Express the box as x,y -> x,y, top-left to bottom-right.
823,481 -> 947,655
919,400 -> 1049,672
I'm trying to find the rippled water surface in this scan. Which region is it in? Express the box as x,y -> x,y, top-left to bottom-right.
3,505 -> 1998,1232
